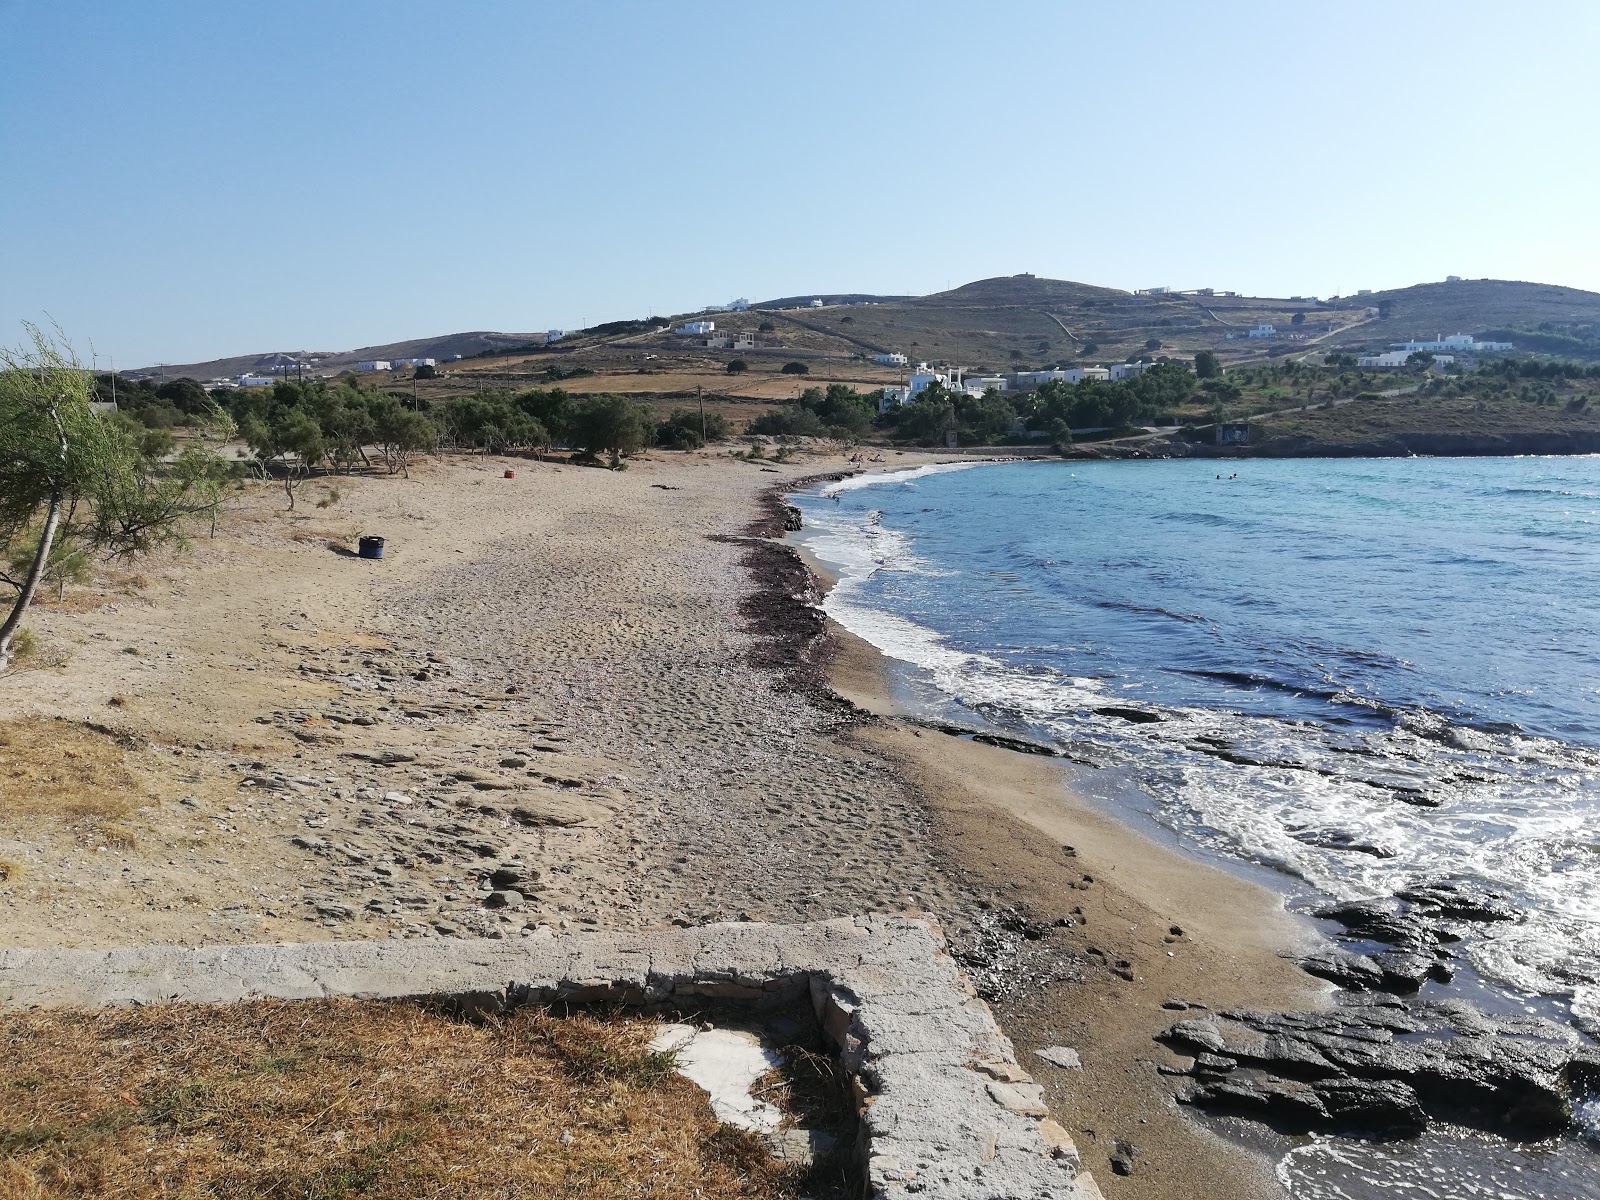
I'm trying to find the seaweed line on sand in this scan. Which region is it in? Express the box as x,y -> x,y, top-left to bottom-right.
709,471 -> 867,718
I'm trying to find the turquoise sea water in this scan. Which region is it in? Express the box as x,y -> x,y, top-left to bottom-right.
793,456 -> 1600,1197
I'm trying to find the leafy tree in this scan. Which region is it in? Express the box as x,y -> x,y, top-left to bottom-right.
726,359 -> 748,375
809,384 -> 875,435
758,321 -> 775,333
154,376 -> 212,415
516,387 -> 572,446
316,385 -> 377,473
569,394 -> 652,463
1406,351 -> 1436,368
439,392 -> 545,455
413,363 -> 438,380
1194,349 -> 1221,379
657,408 -> 729,450
241,405 -> 325,508
369,397 -> 438,476
893,386 -> 957,443
0,326 -> 226,667
780,361 -> 809,375
1291,311 -> 1306,326
1144,338 -> 1162,351
747,405 -> 826,437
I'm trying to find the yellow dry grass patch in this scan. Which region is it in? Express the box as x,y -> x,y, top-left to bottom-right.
0,999 -> 808,1200
0,719 -> 146,846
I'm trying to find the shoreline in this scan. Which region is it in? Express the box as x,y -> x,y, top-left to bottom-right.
770,478 -> 1328,1199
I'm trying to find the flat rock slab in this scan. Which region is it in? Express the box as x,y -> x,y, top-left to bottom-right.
649,1023 -> 783,1131
0,916 -> 1098,1200
1035,1045 -> 1082,1070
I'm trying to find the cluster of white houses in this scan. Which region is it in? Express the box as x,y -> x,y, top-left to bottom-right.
876,361 -> 1159,410
1392,332 -> 1513,353
673,320 -> 757,351
1356,332 -> 1515,369
356,357 -> 438,372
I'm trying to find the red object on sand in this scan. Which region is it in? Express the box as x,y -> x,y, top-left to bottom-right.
504,470 -> 516,479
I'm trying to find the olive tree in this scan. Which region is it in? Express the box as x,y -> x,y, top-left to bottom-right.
0,326 -> 227,669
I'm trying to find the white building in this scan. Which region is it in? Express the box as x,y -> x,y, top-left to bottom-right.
874,352 -> 908,367
544,330 -> 566,343
1246,324 -> 1278,339
392,357 -> 436,368
810,299 -> 824,308
878,386 -> 911,412
965,375 -> 1009,393
1108,361 -> 1155,380
355,360 -> 392,372
237,374 -> 277,387
676,320 -> 715,336
1360,351 -> 1456,368
728,298 -> 751,311
1011,368 -> 1110,389
1391,333 -> 1513,352
909,363 -> 962,398
1134,286 -> 1171,295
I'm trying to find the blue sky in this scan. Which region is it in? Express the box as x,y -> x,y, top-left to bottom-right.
2,0 -> 1596,366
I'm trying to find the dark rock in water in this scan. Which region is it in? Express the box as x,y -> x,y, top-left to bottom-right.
1396,879 -> 1518,923
1373,948 -> 1445,992
1312,1078 -> 1428,1137
970,732 -> 1060,756
1300,950 -> 1389,991
1314,900 -> 1422,946
1158,1000 -> 1583,1139
1294,830 -> 1397,857
1094,706 -> 1164,724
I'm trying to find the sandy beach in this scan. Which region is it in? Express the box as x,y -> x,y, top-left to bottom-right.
0,444 -> 1324,1196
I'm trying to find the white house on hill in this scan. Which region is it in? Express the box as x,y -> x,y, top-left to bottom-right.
1246,324 -> 1277,339
355,360 -> 392,372
874,352 -> 908,367
676,320 -> 715,336
1391,333 -> 1513,352
1360,351 -> 1456,368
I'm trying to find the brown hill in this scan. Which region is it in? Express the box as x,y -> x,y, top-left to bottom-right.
1322,279 -> 1600,352
125,275 -> 1600,384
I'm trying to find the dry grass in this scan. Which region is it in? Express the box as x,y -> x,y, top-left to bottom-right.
0,999 -> 809,1200
0,719 -> 145,846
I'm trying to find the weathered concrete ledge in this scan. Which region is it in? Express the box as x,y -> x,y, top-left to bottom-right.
0,915 -> 1101,1199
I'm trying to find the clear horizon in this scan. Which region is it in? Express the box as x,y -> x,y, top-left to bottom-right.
3,0 -> 1596,366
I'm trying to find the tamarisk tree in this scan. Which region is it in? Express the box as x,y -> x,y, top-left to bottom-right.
0,326 -> 226,670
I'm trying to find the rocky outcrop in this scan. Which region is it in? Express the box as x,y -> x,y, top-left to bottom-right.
1158,995 -> 1599,1139
1295,884 -> 1517,995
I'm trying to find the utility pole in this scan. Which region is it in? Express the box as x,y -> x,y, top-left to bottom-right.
698,385 -> 705,443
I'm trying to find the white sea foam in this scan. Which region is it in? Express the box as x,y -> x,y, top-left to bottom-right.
817,459 -> 997,496
794,471 -> 1600,1003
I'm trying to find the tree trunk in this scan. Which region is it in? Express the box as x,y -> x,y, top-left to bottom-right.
283,471 -> 296,510
0,488 -> 64,669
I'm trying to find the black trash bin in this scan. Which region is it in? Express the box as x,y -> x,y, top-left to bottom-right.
358,536 -> 385,561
